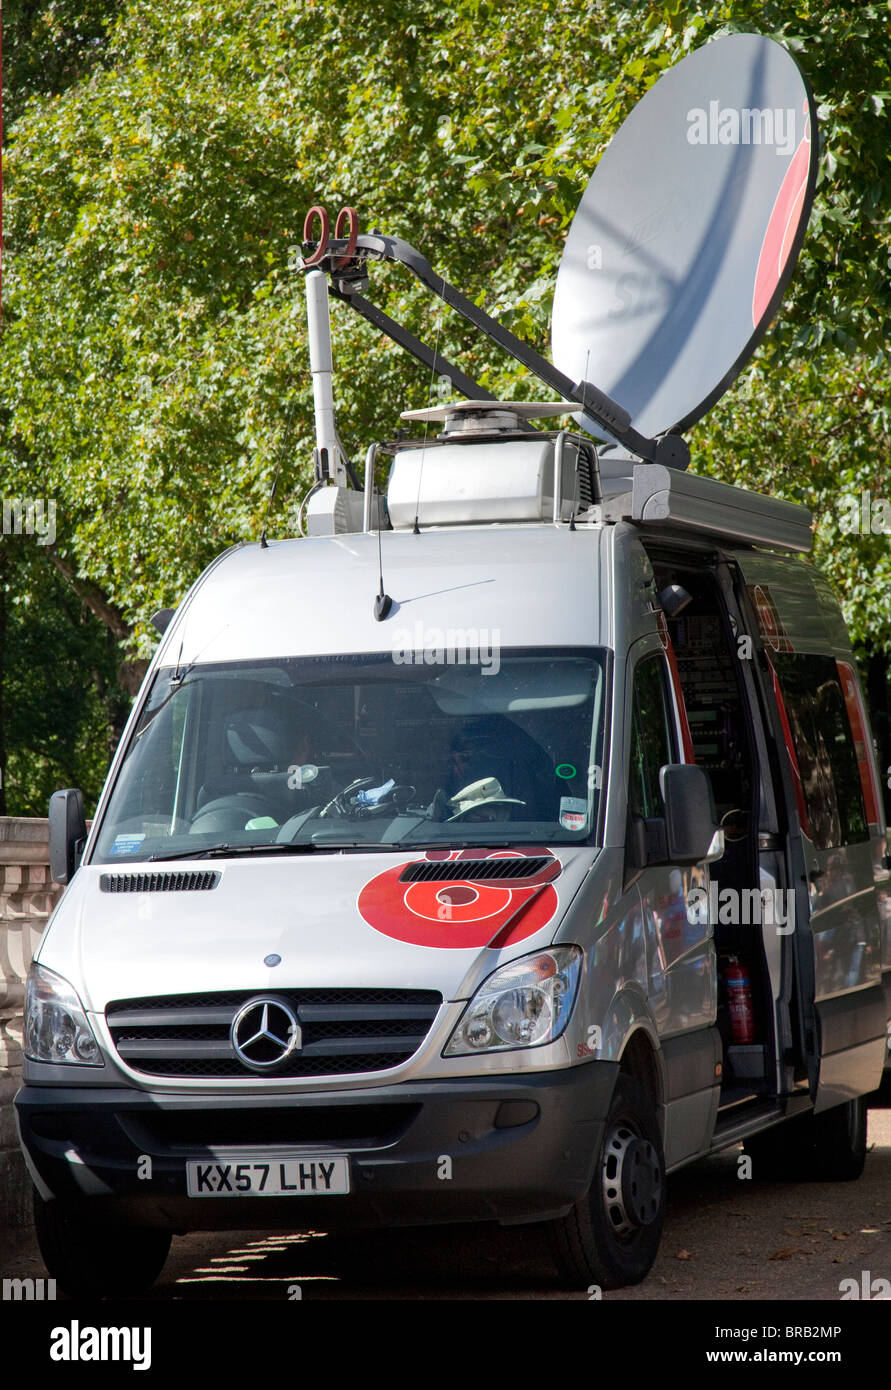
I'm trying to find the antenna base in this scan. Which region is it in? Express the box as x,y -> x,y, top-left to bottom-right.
374,592 -> 393,621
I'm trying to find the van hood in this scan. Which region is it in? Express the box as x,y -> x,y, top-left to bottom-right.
39,846 -> 595,1012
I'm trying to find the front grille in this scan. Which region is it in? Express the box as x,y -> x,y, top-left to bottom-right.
100,871 -> 220,893
106,988 -> 442,1079
400,856 -> 552,883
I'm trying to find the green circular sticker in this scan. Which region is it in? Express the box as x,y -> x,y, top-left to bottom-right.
555,763 -> 577,780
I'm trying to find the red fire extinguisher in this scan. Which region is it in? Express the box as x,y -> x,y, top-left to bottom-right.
725,956 -> 755,1044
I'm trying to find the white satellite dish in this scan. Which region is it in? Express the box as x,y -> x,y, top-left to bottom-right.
551,33 -> 818,440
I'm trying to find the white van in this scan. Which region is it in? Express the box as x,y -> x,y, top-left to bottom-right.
16,34 -> 891,1296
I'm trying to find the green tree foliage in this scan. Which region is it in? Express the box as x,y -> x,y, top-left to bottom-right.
0,539 -> 122,814
3,0 -> 122,126
1,1 -> 889,807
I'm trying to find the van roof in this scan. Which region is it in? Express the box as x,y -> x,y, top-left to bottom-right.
162,526 -> 612,667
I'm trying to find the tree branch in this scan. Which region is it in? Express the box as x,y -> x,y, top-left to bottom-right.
45,550 -> 131,643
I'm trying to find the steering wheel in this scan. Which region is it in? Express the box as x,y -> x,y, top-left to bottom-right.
317,778 -> 415,818
188,794 -> 271,834
317,778 -> 373,818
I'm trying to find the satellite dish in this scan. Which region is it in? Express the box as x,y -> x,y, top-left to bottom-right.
551,34 -> 818,441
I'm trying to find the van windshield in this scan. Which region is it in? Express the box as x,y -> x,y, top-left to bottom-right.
90,648 -> 608,863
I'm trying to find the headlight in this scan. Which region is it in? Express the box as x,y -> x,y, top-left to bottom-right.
444,946 -> 582,1056
24,963 -> 103,1066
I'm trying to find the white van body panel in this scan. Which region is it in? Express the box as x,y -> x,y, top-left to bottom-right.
39,850 -> 596,1011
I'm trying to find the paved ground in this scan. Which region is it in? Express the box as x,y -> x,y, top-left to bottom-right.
4,1110 -> 889,1302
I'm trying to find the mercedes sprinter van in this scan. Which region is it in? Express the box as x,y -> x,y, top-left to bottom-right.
16,33 -> 891,1296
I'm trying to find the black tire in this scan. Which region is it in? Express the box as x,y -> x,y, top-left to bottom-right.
33,1189 -> 172,1299
548,1074 -> 665,1289
745,1095 -> 867,1182
808,1095 -> 868,1180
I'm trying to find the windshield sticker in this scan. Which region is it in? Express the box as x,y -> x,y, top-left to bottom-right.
110,833 -> 146,855
559,797 -> 588,831
357,848 -> 561,949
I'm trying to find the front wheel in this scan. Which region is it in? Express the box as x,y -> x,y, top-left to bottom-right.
548,1074 -> 665,1289
33,1189 -> 172,1298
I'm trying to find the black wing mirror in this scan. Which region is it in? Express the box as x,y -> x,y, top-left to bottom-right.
49,789 -> 87,884
659,764 -> 723,865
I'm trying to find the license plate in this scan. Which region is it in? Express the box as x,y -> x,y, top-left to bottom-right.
186,1155 -> 350,1197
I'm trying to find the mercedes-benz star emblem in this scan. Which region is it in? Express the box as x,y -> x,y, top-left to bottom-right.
231,997 -> 301,1072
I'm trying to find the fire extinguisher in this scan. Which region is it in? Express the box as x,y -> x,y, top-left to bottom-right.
725,956 -> 755,1044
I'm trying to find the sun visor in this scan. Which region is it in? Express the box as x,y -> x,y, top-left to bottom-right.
429,660 -> 597,714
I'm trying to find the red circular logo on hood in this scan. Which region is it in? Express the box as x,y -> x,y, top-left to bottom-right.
357,848 -> 561,949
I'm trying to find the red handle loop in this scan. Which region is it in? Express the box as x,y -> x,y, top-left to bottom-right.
302,205 -> 331,267
332,206 -> 359,269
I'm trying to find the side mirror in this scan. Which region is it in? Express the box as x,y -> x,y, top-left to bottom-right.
49,789 -> 87,885
659,764 -> 723,865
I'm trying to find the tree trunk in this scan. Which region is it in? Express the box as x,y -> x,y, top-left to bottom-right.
46,549 -> 130,641
45,551 -> 148,754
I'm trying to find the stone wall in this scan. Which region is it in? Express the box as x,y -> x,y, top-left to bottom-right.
0,818 -> 63,1226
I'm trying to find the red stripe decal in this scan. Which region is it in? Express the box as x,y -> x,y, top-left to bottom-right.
752,103 -> 811,328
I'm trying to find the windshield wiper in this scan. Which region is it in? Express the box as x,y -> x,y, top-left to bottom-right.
147,842 -> 336,862
398,835 -> 543,847
305,839 -> 409,850
146,839 -> 525,862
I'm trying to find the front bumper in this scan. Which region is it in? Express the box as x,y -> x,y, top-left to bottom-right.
15,1063 -> 618,1231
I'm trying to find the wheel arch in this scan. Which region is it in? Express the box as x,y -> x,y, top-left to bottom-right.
617,1027 -> 665,1130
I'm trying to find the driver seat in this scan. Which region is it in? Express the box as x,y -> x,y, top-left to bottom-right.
192,710 -> 292,830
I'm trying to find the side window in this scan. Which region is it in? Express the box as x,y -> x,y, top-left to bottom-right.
630,655 -> 675,818
837,660 -> 882,827
770,653 -> 868,849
